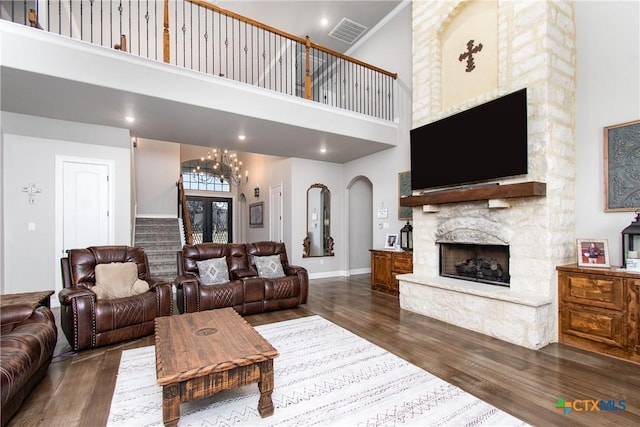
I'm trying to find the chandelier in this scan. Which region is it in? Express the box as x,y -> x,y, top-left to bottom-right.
192,149 -> 249,186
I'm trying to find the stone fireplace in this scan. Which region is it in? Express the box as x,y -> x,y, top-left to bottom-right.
398,1 -> 576,350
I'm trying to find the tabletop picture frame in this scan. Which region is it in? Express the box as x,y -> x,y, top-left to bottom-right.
577,238 -> 610,268
385,233 -> 398,249
249,202 -> 264,228
604,119 -> 640,212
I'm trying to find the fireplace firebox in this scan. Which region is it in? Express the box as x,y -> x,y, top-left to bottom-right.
439,243 -> 510,286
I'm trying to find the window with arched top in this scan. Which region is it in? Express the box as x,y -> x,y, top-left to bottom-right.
181,159 -> 231,192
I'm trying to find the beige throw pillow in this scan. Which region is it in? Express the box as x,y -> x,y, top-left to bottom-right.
93,262 -> 149,299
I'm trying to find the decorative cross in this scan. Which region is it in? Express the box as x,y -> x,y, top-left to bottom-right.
458,39 -> 483,72
22,183 -> 42,204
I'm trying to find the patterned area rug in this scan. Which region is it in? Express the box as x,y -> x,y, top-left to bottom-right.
108,315 -> 529,426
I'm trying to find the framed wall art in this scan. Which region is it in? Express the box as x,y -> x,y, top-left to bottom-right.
249,202 -> 264,228
577,239 -> 610,268
398,171 -> 412,220
604,119 -> 640,212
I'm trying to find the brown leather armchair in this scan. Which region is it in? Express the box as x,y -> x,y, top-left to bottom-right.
59,245 -> 173,352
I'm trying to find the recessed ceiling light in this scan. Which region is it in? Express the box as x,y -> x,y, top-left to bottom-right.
238,134 -> 246,141
320,18 -> 329,27
124,116 -> 135,123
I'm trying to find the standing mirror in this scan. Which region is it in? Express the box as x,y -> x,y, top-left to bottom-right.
303,183 -> 334,257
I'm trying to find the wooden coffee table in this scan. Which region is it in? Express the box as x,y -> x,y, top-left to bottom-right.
154,308 -> 279,426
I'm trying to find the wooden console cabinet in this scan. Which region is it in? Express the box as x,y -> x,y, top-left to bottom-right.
370,249 -> 412,296
557,264 -> 639,363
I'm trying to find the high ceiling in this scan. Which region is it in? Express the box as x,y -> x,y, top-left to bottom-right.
1,1 -> 407,163
217,1 -> 404,54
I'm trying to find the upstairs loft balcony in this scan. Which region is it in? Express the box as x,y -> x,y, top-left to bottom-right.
0,1 -> 400,162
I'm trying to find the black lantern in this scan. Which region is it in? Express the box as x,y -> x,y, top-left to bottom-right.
254,186 -> 260,198
400,221 -> 413,251
621,210 -> 640,268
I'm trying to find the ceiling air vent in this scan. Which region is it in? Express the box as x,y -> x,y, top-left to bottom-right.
328,18 -> 368,45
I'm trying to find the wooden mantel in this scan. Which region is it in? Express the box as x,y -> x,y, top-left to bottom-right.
400,181 -> 546,207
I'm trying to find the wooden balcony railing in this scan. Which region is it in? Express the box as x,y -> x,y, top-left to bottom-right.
177,176 -> 193,245
3,0 -> 397,121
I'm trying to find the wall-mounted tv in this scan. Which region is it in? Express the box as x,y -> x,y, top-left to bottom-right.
410,88 -> 528,192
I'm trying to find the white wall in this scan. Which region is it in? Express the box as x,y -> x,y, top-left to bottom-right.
575,1 -> 640,267
1,112 -> 131,299
344,3 -> 413,252
348,176 -> 373,272
240,153 -> 290,245
135,138 -> 180,217
291,158 -> 344,276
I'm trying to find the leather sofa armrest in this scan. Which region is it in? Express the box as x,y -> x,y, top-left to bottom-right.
0,303 -> 36,326
174,274 -> 198,289
174,274 -> 200,313
285,265 -> 306,276
31,305 -> 55,323
147,277 -> 171,289
285,265 -> 309,304
231,269 -> 257,280
58,287 -> 96,306
150,280 -> 173,316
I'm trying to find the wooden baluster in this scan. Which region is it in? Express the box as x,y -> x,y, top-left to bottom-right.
163,0 -> 170,63
114,34 -> 127,52
28,8 -> 42,29
305,36 -> 312,100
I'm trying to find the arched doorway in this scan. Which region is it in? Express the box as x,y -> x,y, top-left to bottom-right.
347,176 -> 373,274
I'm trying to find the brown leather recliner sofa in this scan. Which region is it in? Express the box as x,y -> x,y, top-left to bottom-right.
175,241 -> 308,314
59,245 -> 174,352
1,303 -> 57,426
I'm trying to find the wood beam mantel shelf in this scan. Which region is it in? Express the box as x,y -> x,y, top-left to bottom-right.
399,181 -> 546,207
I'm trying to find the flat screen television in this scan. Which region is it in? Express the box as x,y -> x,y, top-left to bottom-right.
410,88 -> 528,192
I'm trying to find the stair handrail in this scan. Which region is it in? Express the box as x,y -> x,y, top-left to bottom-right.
183,0 -> 397,80
177,175 -> 193,245
180,0 -> 396,105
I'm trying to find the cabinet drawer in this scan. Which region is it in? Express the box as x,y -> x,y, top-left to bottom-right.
392,254 -> 412,272
560,304 -> 625,347
628,279 -> 640,353
562,274 -> 624,310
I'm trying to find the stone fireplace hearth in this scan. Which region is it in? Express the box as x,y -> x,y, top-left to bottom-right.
398,194 -> 555,349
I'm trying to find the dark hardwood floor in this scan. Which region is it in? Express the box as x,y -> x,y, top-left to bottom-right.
8,274 -> 640,426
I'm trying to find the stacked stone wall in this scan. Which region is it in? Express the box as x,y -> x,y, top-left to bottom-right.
406,0 -> 576,348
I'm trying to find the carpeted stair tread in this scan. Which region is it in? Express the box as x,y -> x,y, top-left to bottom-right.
133,217 -> 182,284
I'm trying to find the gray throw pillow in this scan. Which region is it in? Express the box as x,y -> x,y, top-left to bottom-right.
254,254 -> 286,278
196,257 -> 230,285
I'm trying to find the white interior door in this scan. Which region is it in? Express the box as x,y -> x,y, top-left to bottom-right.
270,184 -> 283,242
61,159 -> 111,253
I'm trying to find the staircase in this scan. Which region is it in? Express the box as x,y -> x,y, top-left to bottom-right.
133,217 -> 183,283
